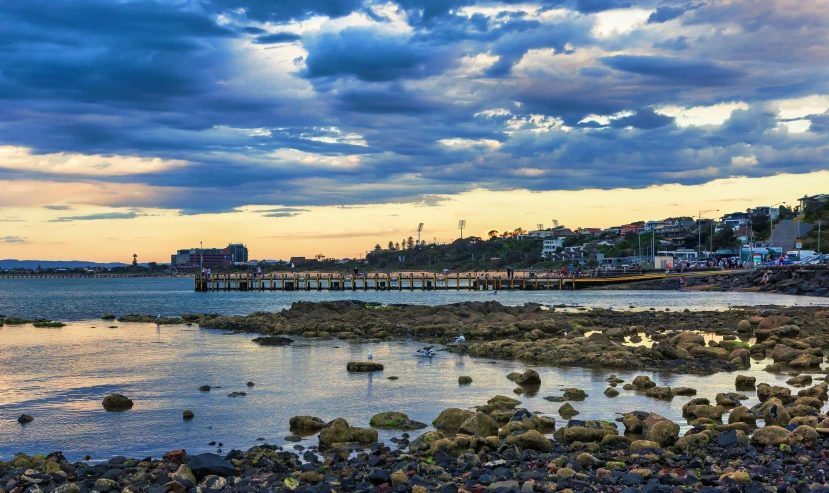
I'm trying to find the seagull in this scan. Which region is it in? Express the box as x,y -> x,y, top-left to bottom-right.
453,335 -> 465,344
156,314 -> 162,323
367,350 -> 373,361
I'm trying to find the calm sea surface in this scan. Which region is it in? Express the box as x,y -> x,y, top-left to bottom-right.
0,278 -> 827,462
1,277 -> 827,321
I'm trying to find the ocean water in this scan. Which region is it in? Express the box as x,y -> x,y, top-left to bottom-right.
0,277 -> 827,321
1,278 -> 826,462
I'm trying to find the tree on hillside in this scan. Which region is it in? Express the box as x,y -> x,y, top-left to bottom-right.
487,230 -> 498,239
315,253 -> 326,261
513,227 -> 526,237
388,241 -> 394,250
395,242 -> 401,250
407,236 -> 414,249
374,244 -> 382,251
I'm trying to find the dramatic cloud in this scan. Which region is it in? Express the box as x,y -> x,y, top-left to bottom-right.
0,0 -> 827,215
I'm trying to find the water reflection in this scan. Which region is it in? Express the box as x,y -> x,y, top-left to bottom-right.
0,321 -> 821,462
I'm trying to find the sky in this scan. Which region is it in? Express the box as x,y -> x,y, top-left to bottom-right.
0,0 -> 828,262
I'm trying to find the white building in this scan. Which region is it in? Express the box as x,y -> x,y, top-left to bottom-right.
542,239 -> 564,255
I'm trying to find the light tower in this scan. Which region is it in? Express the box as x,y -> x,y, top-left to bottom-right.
417,223 -> 424,245
458,220 -> 466,239
537,223 -> 543,231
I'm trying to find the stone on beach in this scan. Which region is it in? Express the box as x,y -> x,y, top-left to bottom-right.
102,393 -> 134,411
346,362 -> 384,372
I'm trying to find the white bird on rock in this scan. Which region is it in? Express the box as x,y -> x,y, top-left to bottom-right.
367,350 -> 373,361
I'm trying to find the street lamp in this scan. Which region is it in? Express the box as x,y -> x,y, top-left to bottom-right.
698,209 -> 719,258
769,202 -> 786,247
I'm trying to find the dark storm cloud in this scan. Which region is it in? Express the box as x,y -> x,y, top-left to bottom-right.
600,55 -> 742,86
0,0 -> 827,214
43,205 -> 72,211
610,108 -> 675,129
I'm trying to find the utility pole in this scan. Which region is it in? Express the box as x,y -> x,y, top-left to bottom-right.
698,209 -> 718,258
200,241 -> 203,270
818,220 -> 823,254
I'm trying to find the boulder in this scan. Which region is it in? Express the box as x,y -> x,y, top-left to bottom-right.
186,453 -> 235,479
622,411 -> 649,433
251,336 -> 294,346
752,426 -> 791,447
629,440 -> 661,453
505,430 -> 552,452
17,414 -> 34,424
458,412 -> 499,437
183,410 -> 194,420
770,344 -> 804,363
458,376 -> 473,385
789,353 -> 823,368
736,320 -> 752,333
432,408 -> 475,432
735,375 -> 756,389
369,412 -> 427,430
289,416 -> 326,431
632,376 -> 656,389
506,372 -> 521,381
346,362 -> 384,372
787,375 -> 813,387
790,425 -> 819,444
409,430 -> 444,451
102,393 -> 134,411
515,369 -> 541,386
604,387 -> 619,397
763,403 -> 791,427
561,420 -> 618,444
559,403 -> 579,417
642,415 -> 679,447
198,385 -> 211,392
563,388 -> 587,400
727,406 -> 757,426
318,418 -> 378,447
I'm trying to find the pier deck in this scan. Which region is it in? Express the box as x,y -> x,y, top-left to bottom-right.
194,272 -> 668,292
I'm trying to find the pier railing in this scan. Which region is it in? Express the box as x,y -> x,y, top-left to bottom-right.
193,272 -> 667,292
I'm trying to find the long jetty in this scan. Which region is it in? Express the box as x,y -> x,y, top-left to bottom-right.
194,272 -> 669,292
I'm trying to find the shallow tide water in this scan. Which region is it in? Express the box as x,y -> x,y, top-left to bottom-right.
0,320 -> 820,462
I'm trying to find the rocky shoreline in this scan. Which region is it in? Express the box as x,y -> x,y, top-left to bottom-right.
6,377 -> 829,493
595,266 -> 829,297
115,301 -> 829,375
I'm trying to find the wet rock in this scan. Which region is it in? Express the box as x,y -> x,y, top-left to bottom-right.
563,388 -> 587,400
246,381 -> 254,387
289,415 -> 326,431
715,393 -> 742,407
369,412 -> 427,430
787,374 -> 813,387
318,418 -> 378,447
457,412 -> 499,437
251,336 -> 294,346
632,376 -> 656,389
790,353 -> 823,368
198,385 -> 211,392
622,411 -> 649,433
644,386 -> 674,399
561,419 -> 618,444
752,426 -> 791,447
410,430 -> 444,451
432,408 -> 475,432
163,449 -> 187,463
727,406 -> 757,426
227,391 -> 246,397
506,372 -> 521,381
604,387 -> 619,397
102,393 -> 134,411
505,430 -> 552,452
183,410 -> 194,420
17,414 -> 34,424
559,403 -> 579,417
346,362 -> 384,372
629,440 -> 660,453
171,464 -> 196,484
515,369 -> 541,385
735,375 -> 756,389
763,403 -> 791,426
736,320 -> 752,333
187,453 -> 235,478
642,414 -> 679,447
790,425 -> 819,444
458,376 -> 472,384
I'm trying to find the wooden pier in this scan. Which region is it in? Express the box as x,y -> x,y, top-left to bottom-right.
194,272 -> 668,292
